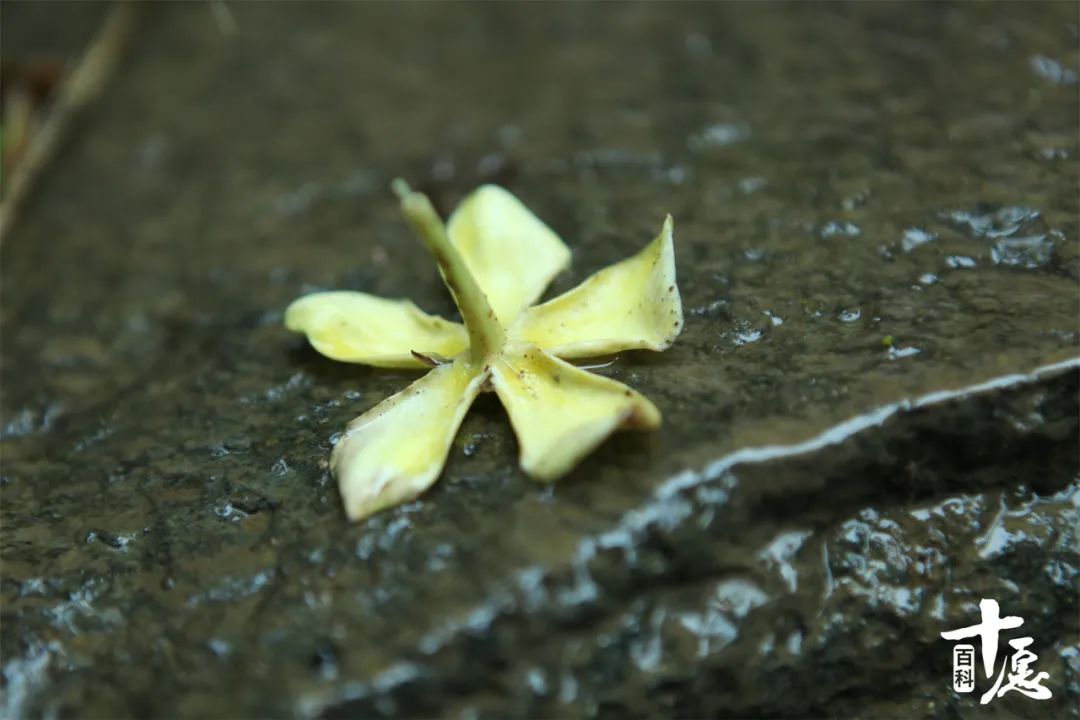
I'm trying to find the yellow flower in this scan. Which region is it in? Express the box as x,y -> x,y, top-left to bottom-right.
285,180 -> 683,521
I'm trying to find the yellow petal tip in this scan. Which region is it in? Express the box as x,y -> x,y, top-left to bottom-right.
512,214 -> 683,357
329,359 -> 487,521
492,346 -> 664,484
282,291 -> 468,368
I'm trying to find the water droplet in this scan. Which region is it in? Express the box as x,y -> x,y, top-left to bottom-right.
688,122 -> 750,151
887,346 -> 922,360
208,639 -> 232,657
819,221 -> 861,238
526,667 -> 549,695
664,164 -> 688,185
738,176 -> 766,194
734,329 -> 763,345
842,189 -> 871,211
901,227 -> 935,252
1030,55 -> 1078,85
763,311 -> 784,326
944,206 -> 1041,239
991,235 -> 1055,269
690,299 -> 728,317
1038,147 -> 1070,160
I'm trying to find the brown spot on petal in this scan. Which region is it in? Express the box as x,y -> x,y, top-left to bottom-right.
411,350 -> 439,367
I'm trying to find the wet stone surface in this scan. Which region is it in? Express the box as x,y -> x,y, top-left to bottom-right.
2,3 -> 1078,718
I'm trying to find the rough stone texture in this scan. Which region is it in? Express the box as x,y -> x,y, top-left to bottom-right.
1,2 -> 1077,718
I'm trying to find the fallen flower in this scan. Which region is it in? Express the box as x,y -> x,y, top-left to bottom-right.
285,180 -> 682,520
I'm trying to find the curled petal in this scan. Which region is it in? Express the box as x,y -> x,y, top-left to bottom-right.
331,357 -> 487,520
511,216 -> 682,358
447,184 -> 571,325
490,345 -> 660,481
285,291 -> 467,369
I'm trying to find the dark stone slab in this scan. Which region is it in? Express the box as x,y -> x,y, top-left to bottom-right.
1,1 -> 109,64
2,3 -> 1077,718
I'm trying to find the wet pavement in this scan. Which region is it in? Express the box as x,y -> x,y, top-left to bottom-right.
2,2 -> 1078,718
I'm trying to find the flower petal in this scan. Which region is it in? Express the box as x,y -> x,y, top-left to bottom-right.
511,216 -> 682,358
490,344 -> 660,481
285,291 -> 468,369
447,185 -> 571,325
331,357 -> 487,520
